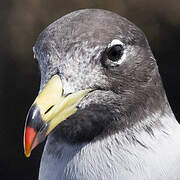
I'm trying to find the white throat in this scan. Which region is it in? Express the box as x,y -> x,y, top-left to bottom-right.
39,110 -> 180,180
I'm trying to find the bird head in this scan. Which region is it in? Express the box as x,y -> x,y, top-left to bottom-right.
24,9 -> 165,157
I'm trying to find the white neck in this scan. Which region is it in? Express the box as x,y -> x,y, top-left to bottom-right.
39,110 -> 180,180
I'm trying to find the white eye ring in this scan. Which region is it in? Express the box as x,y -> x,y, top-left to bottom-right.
106,39 -> 127,66
108,39 -> 124,48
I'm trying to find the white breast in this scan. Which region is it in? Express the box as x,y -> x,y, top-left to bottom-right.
39,112 -> 180,180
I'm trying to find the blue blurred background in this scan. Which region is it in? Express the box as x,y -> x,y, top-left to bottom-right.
1,0 -> 180,179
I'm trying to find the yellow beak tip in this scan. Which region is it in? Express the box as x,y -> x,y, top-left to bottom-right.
25,150 -> 31,158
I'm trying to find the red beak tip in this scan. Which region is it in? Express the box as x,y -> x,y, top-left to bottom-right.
24,126 -> 37,157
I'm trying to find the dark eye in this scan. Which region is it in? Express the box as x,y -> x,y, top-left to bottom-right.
107,45 -> 123,61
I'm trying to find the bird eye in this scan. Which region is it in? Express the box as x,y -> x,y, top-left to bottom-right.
107,44 -> 123,61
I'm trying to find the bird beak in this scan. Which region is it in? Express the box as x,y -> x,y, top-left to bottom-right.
24,75 -> 91,157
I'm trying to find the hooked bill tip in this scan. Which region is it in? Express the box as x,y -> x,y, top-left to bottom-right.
24,126 -> 37,158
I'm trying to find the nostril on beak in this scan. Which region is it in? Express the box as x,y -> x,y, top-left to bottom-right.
64,92 -> 72,97
44,105 -> 54,114
62,88 -> 64,96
